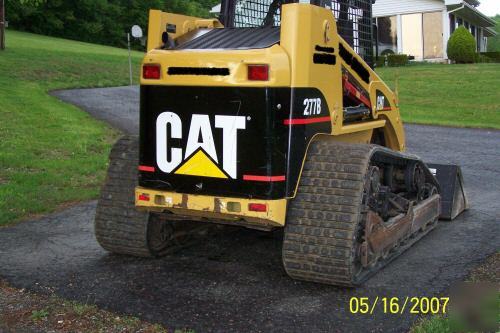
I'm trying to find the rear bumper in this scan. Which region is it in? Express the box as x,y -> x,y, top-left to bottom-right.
135,187 -> 288,227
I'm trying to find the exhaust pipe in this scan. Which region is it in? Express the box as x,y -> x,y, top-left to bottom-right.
427,163 -> 469,220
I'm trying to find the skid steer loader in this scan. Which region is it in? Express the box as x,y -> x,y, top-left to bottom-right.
94,0 -> 468,286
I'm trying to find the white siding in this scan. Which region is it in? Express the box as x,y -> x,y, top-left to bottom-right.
373,0 -> 445,17
442,10 -> 450,58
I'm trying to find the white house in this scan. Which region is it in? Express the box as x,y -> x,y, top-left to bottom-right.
211,1 -> 497,61
373,0 -> 497,60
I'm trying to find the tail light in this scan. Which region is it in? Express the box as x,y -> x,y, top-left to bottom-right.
138,165 -> 155,172
248,203 -> 267,212
138,193 -> 150,202
143,64 -> 161,79
247,64 -> 269,81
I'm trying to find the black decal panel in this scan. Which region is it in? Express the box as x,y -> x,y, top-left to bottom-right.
139,86 -> 331,200
140,86 -> 289,199
285,88 -> 332,196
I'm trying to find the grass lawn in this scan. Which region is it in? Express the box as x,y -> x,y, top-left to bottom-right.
0,30 -> 144,226
377,63 -> 500,129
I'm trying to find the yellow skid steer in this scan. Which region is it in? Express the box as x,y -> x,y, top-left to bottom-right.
94,0 -> 468,286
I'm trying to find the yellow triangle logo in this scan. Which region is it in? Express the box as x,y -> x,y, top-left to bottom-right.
175,150 -> 228,179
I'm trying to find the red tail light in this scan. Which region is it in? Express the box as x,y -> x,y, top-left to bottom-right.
248,65 -> 269,81
248,203 -> 267,212
138,193 -> 150,202
138,165 -> 155,172
143,64 -> 161,79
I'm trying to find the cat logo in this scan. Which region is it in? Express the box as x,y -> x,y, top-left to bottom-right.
156,112 -> 246,179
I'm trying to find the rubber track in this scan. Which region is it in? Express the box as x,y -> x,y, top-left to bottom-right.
282,141 -> 373,286
94,136 -> 153,257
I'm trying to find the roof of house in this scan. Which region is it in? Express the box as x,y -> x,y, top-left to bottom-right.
448,1 -> 497,28
444,0 -> 481,7
484,27 -> 498,37
446,0 -> 480,7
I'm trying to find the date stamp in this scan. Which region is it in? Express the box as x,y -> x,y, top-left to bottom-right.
349,297 -> 450,315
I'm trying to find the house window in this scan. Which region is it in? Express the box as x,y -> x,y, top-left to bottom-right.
450,13 -> 455,34
376,16 -> 398,55
457,17 -> 463,27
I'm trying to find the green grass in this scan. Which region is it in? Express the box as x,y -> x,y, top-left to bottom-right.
0,30 -> 144,225
411,315 -> 455,333
411,253 -> 499,333
411,303 -> 499,333
377,63 -> 500,129
30,309 -> 49,321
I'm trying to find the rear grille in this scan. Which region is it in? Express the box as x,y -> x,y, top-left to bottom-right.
167,67 -> 230,76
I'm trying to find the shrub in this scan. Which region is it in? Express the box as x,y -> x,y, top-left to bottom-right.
474,53 -> 490,63
381,49 -> 395,56
480,52 -> 500,63
375,56 -> 386,68
447,26 -> 477,63
387,54 -> 408,67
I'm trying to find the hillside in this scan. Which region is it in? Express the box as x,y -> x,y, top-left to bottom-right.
0,30 -> 144,225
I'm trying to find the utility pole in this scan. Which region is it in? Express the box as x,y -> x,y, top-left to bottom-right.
127,32 -> 133,85
0,0 -> 5,50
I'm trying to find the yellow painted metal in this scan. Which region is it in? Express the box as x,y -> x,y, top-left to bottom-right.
139,3 -> 409,224
280,4 -> 342,134
135,187 -> 288,227
144,5 -> 404,149
340,119 -> 386,134
147,10 -> 223,52
141,44 -> 291,87
279,4 -> 405,151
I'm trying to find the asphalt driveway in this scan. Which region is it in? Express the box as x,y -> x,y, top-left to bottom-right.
0,86 -> 497,332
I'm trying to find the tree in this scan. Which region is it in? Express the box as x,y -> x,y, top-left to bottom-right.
487,15 -> 500,52
1,0 -> 4,50
4,0 -> 220,49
